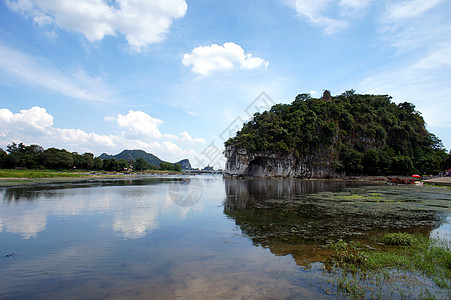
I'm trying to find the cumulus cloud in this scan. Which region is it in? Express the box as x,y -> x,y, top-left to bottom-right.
0,107 -> 116,149
0,106 -> 204,163
182,42 -> 269,75
162,141 -> 183,154
106,110 -> 163,139
179,131 -> 206,143
5,0 -> 187,51
0,44 -> 112,102
0,106 -> 53,133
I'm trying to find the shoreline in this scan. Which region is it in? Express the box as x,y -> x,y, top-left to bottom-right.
424,176 -> 451,186
2,172 -> 450,188
0,172 -> 190,187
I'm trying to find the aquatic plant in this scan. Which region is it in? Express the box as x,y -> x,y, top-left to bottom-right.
383,232 -> 416,246
327,233 -> 451,298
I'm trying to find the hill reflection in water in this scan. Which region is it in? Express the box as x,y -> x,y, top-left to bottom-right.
223,179 -> 449,266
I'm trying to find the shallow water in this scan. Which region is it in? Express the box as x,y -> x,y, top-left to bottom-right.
0,176 -> 450,299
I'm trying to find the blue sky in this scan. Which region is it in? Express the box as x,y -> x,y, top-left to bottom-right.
1,0 -> 450,168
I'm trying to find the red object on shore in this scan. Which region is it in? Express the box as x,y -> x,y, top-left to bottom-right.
412,174 -> 421,178
387,177 -> 415,185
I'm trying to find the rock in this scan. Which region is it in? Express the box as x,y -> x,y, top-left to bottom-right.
224,145 -> 341,178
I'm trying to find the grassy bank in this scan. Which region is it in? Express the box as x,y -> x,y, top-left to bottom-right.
326,233 -> 451,299
0,169 -> 184,180
0,169 -> 86,179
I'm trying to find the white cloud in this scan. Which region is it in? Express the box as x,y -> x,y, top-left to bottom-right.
179,131 -> 206,144
284,0 -> 352,34
360,45 -> 451,128
309,90 -> 318,96
163,141 -> 183,154
165,131 -> 206,144
339,0 -> 371,10
385,0 -> 443,20
413,46 -> 451,70
0,106 -> 204,163
0,107 -> 116,149
182,42 -> 269,75
5,0 -> 187,51
106,110 -> 163,139
0,44 -> 112,102
53,128 -> 116,147
360,0 -> 451,131
0,106 -> 53,133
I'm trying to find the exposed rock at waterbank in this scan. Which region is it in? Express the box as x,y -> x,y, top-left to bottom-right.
224,145 -> 341,178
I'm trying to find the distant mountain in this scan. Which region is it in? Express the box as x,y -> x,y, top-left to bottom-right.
175,159 -> 191,170
99,149 -> 191,169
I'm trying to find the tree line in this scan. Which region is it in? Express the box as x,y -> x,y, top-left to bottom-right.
0,142 -> 182,172
226,90 -> 451,175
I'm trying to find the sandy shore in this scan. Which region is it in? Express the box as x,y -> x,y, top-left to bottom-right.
424,176 -> 451,185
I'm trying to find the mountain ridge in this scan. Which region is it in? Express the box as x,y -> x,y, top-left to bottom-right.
99,149 -> 191,169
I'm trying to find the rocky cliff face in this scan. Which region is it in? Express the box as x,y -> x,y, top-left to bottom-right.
175,159 -> 191,170
224,145 -> 341,178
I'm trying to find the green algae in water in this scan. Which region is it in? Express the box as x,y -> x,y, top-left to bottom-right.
224,179 -> 451,299
326,233 -> 451,298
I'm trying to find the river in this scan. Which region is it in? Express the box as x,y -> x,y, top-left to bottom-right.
0,176 -> 450,299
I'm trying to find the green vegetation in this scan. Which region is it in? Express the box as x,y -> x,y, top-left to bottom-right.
0,169 -> 85,179
99,149 -> 162,167
383,232 -> 416,246
0,142 -> 183,174
99,149 -> 190,170
226,90 -> 450,175
328,233 -> 451,298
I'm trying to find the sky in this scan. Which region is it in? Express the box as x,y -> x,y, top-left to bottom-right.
0,0 -> 450,169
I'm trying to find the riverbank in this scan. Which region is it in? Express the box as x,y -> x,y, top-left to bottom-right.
0,169 -> 186,187
424,176 -> 451,186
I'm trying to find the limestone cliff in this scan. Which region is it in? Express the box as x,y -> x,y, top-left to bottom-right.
224,92 -> 445,177
224,145 -> 340,178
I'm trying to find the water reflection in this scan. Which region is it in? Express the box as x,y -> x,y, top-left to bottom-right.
224,179 -> 356,210
1,177 -> 184,203
0,177 -> 197,239
224,179 -> 450,266
1,177 -> 449,299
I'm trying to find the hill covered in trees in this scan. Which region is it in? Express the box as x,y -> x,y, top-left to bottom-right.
99,150 -> 191,170
225,90 -> 450,176
99,150 -> 162,166
0,143 -> 189,172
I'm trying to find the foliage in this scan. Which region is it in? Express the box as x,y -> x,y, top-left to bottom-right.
226,91 -> 449,175
117,159 -> 129,171
99,149 -> 162,167
159,162 -> 182,171
1,142 -> 185,173
328,233 -> 451,298
383,232 -> 416,246
134,158 -> 149,171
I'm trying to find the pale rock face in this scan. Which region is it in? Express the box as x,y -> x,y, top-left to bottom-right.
224,145 -> 341,178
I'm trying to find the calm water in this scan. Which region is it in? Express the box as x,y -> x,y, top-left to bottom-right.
0,176 -> 450,299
